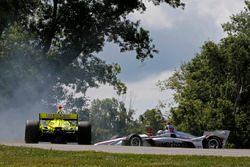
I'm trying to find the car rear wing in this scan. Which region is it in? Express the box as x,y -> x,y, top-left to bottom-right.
39,113 -> 78,121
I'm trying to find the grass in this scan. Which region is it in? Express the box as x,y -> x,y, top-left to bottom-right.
0,145 -> 249,167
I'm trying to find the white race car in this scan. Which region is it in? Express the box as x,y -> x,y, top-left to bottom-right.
94,130 -> 230,149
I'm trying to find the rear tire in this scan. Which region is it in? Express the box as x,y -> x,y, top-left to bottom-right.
78,121 -> 91,145
204,136 -> 222,149
25,120 -> 39,143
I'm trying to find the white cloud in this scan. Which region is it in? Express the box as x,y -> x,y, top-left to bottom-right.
191,0 -> 245,27
86,70 -> 175,117
130,2 -> 177,30
129,0 -> 245,31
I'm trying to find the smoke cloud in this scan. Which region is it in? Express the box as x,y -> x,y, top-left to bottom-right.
0,44 -> 57,141
0,77 -> 55,141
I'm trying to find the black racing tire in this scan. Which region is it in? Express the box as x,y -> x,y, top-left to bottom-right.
204,136 -> 222,149
25,120 -> 39,143
126,134 -> 142,146
78,121 -> 91,145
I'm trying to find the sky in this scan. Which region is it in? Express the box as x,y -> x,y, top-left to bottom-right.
86,0 -> 246,118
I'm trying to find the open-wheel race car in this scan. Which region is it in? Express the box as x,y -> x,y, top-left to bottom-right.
25,113 -> 91,144
94,130 -> 230,149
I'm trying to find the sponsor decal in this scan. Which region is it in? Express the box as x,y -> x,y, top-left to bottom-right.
161,141 -> 186,147
39,113 -> 77,120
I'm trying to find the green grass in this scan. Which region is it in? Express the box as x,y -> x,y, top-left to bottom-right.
0,145 -> 249,167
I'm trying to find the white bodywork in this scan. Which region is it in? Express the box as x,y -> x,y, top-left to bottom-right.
94,130 -> 230,149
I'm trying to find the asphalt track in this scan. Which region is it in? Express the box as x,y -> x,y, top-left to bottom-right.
1,141 -> 250,157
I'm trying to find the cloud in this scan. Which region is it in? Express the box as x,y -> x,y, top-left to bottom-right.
86,70 -> 175,117
129,0 -> 245,31
99,0 -> 246,83
192,0 -> 245,27
130,2 -> 176,30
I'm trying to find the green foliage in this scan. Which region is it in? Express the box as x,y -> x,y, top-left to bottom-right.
88,98 -> 135,142
139,109 -> 165,134
88,101 -> 167,141
0,0 -> 39,35
158,2 -> 250,148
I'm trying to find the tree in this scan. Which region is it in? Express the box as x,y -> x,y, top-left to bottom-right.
158,1 -> 250,148
138,109 -> 165,134
0,0 -> 185,112
0,0 -> 38,35
89,98 -> 135,142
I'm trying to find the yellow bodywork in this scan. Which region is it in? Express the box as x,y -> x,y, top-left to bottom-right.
39,113 -> 78,131
47,119 -> 72,130
39,113 -> 78,120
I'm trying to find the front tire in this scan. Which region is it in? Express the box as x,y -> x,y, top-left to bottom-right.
78,121 -> 91,145
126,134 -> 142,146
25,120 -> 39,143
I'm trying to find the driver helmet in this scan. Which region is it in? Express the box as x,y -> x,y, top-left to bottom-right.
167,122 -> 175,132
57,105 -> 63,114
57,105 -> 63,109
157,130 -> 163,135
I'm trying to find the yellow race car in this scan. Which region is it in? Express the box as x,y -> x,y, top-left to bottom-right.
25,113 -> 91,144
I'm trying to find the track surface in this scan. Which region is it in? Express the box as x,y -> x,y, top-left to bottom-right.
1,141 -> 250,157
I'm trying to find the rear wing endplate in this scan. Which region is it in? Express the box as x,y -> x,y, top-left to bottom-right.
39,113 -> 78,120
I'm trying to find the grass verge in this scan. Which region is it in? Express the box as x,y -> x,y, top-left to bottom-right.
0,145 -> 249,167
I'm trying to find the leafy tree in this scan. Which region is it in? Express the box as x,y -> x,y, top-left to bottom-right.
0,0 -> 184,112
0,25 -> 122,111
0,0 -> 33,35
138,109 -> 165,134
158,1 -> 250,148
89,98 -> 135,142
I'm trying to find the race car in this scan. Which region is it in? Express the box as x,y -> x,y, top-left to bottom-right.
94,130 -> 230,149
25,113 -> 91,144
